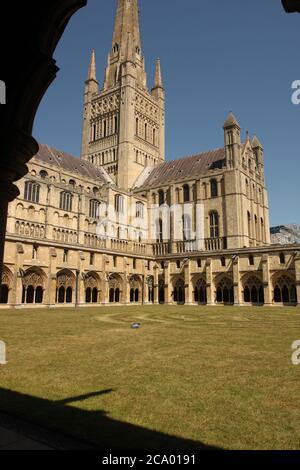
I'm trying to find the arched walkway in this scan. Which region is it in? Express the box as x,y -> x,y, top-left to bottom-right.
146,276 -> 154,303
272,273 -> 297,305
215,275 -> 234,305
108,274 -> 123,303
0,266 -> 13,304
242,275 -> 264,305
21,268 -> 46,304
56,269 -> 75,304
193,277 -> 207,305
173,277 -> 185,305
129,275 -> 142,303
84,272 -> 100,304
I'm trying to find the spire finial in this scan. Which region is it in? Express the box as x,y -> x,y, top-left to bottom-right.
87,49 -> 97,82
153,58 -> 164,90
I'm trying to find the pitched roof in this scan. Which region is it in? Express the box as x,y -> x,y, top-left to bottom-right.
135,148 -> 226,189
33,143 -> 109,183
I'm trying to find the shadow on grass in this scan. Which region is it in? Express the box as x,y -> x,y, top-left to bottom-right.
0,387 -> 219,450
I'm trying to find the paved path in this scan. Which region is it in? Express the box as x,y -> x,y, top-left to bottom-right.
0,411 -> 94,450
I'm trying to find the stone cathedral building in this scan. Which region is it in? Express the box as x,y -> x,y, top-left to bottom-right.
1,0 -> 299,308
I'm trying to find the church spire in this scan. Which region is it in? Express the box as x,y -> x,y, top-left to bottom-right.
112,0 -> 141,58
104,0 -> 146,90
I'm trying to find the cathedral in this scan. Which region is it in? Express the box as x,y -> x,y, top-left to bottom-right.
1,0 -> 299,308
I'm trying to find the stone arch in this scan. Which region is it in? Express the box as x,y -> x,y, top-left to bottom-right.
84,272 -> 100,304
215,275 -> 234,305
0,265 -> 13,304
146,275 -> 154,303
242,274 -> 264,305
129,275 -> 142,303
16,203 -> 24,218
272,272 -> 297,305
172,276 -> 185,304
193,276 -> 207,305
21,267 -> 46,304
56,269 -> 75,304
108,273 -> 123,304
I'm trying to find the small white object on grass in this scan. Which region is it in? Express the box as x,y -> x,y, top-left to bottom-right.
0,341 -> 7,365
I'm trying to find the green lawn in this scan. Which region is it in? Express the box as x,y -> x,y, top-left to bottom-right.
0,305 -> 299,449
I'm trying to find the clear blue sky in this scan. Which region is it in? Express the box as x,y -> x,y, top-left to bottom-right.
33,0 -> 300,227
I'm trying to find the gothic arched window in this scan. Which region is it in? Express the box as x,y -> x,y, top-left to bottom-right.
210,179 -> 218,198
60,192 -> 73,212
136,202 -> 144,219
89,199 -> 100,219
210,211 -> 219,238
158,190 -> 164,206
24,181 -> 40,203
247,211 -> 252,239
183,184 -> 190,203
156,218 -> 163,243
115,194 -> 124,213
182,214 -> 192,241
280,253 -> 286,265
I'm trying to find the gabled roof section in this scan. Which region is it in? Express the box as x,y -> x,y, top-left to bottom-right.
33,144 -> 111,184
135,148 -> 226,190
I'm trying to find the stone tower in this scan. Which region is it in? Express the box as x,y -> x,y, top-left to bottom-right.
81,0 -> 165,190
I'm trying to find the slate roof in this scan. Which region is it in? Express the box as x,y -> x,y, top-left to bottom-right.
33,143 -> 109,183
136,148 -> 226,189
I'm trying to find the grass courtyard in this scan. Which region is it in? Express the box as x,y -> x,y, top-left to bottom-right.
0,305 -> 299,450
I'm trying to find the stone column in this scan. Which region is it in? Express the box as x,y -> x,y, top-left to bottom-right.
49,275 -> 57,306
123,257 -> 130,304
79,275 -> 86,307
101,256 -> 110,305
262,254 -> 272,306
10,243 -> 24,306
153,264 -> 159,304
184,260 -> 193,305
164,261 -> 172,304
205,258 -> 215,305
233,255 -> 242,305
15,274 -> 24,306
46,247 -> 57,306
142,275 -> 147,305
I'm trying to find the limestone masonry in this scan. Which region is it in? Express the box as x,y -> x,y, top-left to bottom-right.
1,0 -> 299,308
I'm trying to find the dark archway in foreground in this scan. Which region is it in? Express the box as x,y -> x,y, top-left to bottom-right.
0,0 -> 87,282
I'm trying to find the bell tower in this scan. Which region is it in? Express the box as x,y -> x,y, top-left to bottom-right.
81,0 -> 165,190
